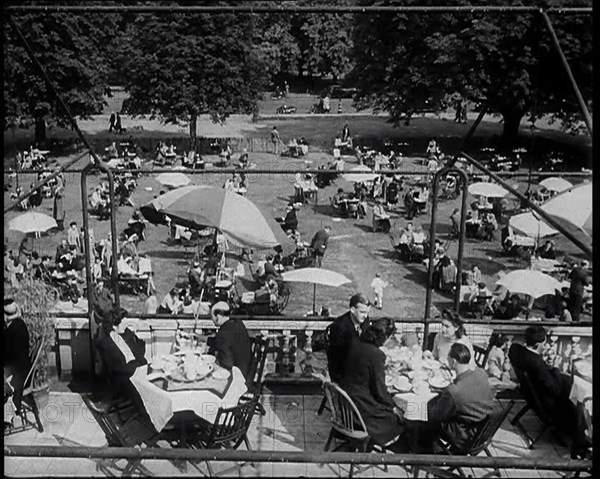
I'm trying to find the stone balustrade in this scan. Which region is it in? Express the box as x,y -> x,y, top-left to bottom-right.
52,316 -> 592,383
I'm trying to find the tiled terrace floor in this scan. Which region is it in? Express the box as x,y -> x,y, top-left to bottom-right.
4,391 -> 583,478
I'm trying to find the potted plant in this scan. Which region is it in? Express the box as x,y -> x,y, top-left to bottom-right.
6,277 -> 57,410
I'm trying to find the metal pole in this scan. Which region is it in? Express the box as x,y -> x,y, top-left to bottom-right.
539,10 -> 593,136
3,445 -> 592,472
4,151 -> 88,213
7,16 -> 103,166
4,5 -> 592,14
455,170 -> 470,313
81,162 -> 121,376
461,152 -> 592,258
446,106 -> 489,169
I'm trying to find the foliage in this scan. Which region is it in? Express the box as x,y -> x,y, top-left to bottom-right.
5,278 -> 58,389
350,0 -> 592,144
114,10 -> 269,142
3,5 -> 118,142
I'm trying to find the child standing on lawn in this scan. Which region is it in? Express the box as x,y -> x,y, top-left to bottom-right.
371,273 -> 389,309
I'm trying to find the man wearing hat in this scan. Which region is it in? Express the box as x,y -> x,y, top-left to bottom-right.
4,299 -> 32,416
188,261 -> 205,297
207,301 -> 253,383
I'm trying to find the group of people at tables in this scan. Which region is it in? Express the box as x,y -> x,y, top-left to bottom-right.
15,146 -> 49,170
324,293 -> 588,455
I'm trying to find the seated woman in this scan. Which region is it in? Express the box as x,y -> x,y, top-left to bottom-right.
237,148 -> 249,168
537,240 -> 557,259
481,212 -> 498,241
431,310 -> 475,369
340,318 -> 408,450
373,199 -> 391,233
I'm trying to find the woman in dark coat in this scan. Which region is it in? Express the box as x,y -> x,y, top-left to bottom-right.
53,185 -> 65,231
340,318 -> 406,447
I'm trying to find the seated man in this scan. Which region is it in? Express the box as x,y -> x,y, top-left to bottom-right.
188,261 -> 205,297
410,343 -> 496,453
158,288 -> 182,315
508,325 -> 576,435
206,301 -> 253,383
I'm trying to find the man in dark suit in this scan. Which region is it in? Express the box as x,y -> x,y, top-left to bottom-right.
310,225 -> 331,267
207,301 -> 253,383
568,260 -> 589,322
4,299 -> 32,416
326,293 -> 371,383
508,325 -> 575,432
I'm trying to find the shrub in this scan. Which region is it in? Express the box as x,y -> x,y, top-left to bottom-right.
6,278 -> 57,389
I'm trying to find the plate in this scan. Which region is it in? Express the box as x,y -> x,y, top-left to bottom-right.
212,368 -> 230,380
392,376 -> 412,393
422,358 -> 441,370
201,354 -> 216,364
168,367 -> 212,383
429,376 -> 451,389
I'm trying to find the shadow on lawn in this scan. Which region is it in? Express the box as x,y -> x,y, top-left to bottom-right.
144,248 -> 196,260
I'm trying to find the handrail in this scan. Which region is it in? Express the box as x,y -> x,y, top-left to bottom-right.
3,445 -> 592,473
4,5 -> 592,14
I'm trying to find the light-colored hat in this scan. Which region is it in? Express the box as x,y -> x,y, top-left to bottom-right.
4,300 -> 20,321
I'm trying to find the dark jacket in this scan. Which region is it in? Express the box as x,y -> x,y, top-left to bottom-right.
508,343 -> 571,415
310,229 -> 329,256
283,209 -> 298,231
326,311 -> 369,383
4,317 -> 32,379
428,367 -> 496,451
209,318 -> 253,382
340,340 -> 404,445
569,266 -> 588,295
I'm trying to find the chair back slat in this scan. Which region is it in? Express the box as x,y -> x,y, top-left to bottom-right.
206,396 -> 259,449
323,382 -> 368,437
23,337 -> 46,391
473,344 -> 489,369
247,336 -> 268,395
81,394 -> 123,446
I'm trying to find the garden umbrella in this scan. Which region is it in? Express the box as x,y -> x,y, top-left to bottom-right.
539,177 -> 573,193
9,211 -> 57,235
156,172 -> 192,189
468,182 -> 509,198
281,267 -> 351,314
495,269 -> 562,299
509,182 -> 592,242
342,165 -> 378,183
140,185 -> 293,252
8,211 -> 57,249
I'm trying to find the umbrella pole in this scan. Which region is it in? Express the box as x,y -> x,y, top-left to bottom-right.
313,284 -> 317,315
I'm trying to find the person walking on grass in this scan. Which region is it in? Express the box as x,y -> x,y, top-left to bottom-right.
310,225 -> 331,268
109,112 -> 116,132
371,273 -> 389,310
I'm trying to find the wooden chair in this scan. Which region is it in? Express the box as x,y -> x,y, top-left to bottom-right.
509,368 -> 564,449
10,338 -> 46,434
322,381 -> 389,478
81,393 -> 160,476
572,396 -> 592,479
419,400 -> 515,478
186,396 -> 259,477
473,344 -> 490,369
239,336 -> 269,416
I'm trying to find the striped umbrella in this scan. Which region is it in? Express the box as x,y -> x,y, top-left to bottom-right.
140,185 -> 293,252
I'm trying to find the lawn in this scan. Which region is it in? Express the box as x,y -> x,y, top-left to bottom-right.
4,111 -> 591,320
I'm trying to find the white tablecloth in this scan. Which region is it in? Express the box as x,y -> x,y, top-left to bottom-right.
130,366 -> 248,432
570,375 -> 592,416
393,392 -> 437,421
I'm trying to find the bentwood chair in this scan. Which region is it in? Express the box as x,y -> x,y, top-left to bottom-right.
5,338 -> 46,435
239,336 -> 269,416
415,400 -> 515,478
186,396 -> 259,477
82,393 -> 161,476
323,381 -> 390,478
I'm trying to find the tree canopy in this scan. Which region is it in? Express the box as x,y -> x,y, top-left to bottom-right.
4,10 -> 118,143
114,11 -> 269,144
350,0 -> 592,144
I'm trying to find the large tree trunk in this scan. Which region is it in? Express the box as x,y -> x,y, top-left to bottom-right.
34,116 -> 47,145
500,110 -> 524,148
189,114 -> 197,151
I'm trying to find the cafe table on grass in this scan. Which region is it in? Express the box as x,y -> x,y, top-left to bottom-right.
129,349 -> 248,434
382,344 -> 453,422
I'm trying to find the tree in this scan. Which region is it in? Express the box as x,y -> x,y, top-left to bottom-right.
3,10 -> 117,144
351,0 -> 592,145
115,11 -> 269,149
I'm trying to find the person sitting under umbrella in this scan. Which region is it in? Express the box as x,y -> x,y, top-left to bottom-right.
537,240 -> 557,260
158,288 -> 183,315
